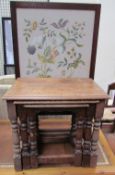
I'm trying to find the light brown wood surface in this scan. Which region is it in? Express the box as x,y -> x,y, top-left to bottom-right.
3,78 -> 108,100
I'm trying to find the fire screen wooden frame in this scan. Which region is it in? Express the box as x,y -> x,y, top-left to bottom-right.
10,2 -> 101,78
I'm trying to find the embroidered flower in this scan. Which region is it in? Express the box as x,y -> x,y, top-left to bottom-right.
27,45 -> 36,55
32,21 -> 38,30
50,48 -> 59,60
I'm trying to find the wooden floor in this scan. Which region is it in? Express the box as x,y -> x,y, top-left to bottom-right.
0,129 -> 115,175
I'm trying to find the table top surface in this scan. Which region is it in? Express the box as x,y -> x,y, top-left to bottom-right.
3,78 -> 108,101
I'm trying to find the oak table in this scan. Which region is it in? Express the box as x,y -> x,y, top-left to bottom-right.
3,78 -> 108,171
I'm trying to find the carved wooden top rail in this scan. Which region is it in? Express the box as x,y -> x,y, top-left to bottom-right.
3,78 -> 108,101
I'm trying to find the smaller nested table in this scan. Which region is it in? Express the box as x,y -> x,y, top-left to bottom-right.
3,78 -> 108,171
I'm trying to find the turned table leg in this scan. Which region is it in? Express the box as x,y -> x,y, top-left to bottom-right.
82,104 -> 95,167
90,100 -> 105,167
7,101 -> 22,171
71,108 -> 85,166
18,106 -> 31,169
27,109 -> 38,168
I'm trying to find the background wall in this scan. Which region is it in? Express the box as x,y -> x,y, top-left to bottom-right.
94,0 -> 115,91
0,0 -> 115,91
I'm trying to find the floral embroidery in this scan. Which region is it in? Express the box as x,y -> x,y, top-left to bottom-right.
23,18 -> 86,77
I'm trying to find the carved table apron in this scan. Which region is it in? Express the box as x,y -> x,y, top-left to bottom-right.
3,78 -> 108,171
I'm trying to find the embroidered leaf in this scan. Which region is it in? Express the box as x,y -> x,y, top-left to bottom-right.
46,68 -> 52,73
59,33 -> 67,40
23,33 -> 30,38
51,23 -> 59,29
25,37 -> 28,42
62,20 -> 69,27
58,19 -> 68,27
38,53 -> 46,63
44,46 -> 51,57
66,28 -> 70,34
24,19 -> 31,26
58,18 -> 63,25
57,64 -> 62,67
64,58 -> 67,66
58,61 -> 64,65
32,68 -> 39,73
47,58 -> 54,64
76,43 -> 83,47
42,36 -> 46,46
40,18 -> 47,25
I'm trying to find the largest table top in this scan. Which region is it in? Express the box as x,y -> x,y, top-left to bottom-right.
3,78 -> 108,101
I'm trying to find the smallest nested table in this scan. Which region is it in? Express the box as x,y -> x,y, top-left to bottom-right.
3,78 -> 108,171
